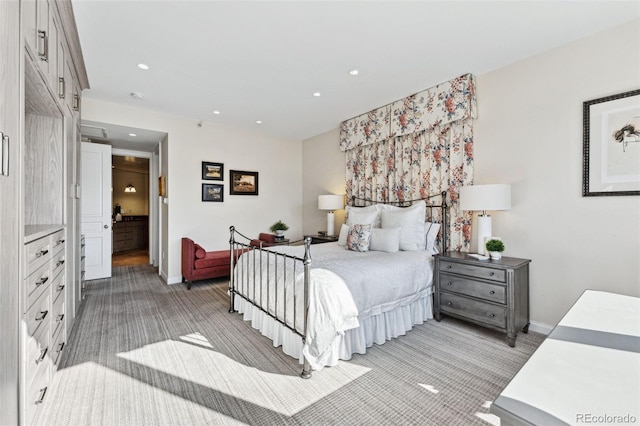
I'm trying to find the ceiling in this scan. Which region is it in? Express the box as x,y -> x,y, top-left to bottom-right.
72,1 -> 640,142
81,120 -> 167,152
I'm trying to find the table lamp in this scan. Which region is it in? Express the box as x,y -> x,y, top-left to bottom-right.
318,194 -> 344,236
460,184 -> 511,255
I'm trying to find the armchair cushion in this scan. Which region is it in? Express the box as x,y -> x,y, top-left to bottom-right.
194,243 -> 206,259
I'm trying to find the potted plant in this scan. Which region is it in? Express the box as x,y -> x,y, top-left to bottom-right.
269,220 -> 289,237
485,238 -> 505,260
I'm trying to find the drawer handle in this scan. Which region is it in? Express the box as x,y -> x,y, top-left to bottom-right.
57,284 -> 65,292
447,265 -> 452,269
36,249 -> 49,258
36,276 -> 49,286
490,290 -> 495,295
57,314 -> 64,322
36,347 -> 48,364
447,301 -> 453,306
489,313 -> 496,318
35,387 -> 48,405
35,310 -> 48,321
489,272 -> 495,276
447,282 -> 452,286
57,342 -> 65,353
57,238 -> 65,245
56,259 -> 65,267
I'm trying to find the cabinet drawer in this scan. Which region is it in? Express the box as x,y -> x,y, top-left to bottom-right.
25,238 -> 51,278
25,317 -> 50,389
51,292 -> 65,339
52,324 -> 66,368
439,273 -> 506,304
51,249 -> 65,281
52,270 -> 65,305
25,261 -> 51,310
26,291 -> 51,337
24,361 -> 50,426
114,231 -> 133,241
440,292 -> 506,329
439,260 -> 505,283
50,230 -> 66,254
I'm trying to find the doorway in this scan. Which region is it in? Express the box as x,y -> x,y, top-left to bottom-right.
112,155 -> 150,267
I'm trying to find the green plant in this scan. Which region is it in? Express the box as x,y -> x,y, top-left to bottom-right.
269,220 -> 289,232
485,239 -> 505,252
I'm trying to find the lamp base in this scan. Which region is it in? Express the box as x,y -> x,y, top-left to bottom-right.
476,215 -> 492,255
326,211 -> 335,236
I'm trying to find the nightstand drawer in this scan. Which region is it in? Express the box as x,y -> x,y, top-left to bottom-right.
439,260 -> 505,283
440,292 -> 506,329
439,273 -> 506,304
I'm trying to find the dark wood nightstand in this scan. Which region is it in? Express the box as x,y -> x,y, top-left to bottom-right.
304,234 -> 339,244
434,251 -> 531,347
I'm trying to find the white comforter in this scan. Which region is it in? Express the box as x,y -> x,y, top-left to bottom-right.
233,242 -> 434,369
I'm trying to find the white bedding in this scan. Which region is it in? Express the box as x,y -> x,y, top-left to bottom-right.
233,242 -> 434,370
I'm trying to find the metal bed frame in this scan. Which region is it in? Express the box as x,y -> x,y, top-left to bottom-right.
228,191 -> 448,379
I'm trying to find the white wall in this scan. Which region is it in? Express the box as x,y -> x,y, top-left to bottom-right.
302,128 -> 346,236
474,19 -> 640,329
82,99 -> 303,283
300,19 -> 640,330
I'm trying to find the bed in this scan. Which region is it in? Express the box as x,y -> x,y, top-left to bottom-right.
228,192 -> 448,378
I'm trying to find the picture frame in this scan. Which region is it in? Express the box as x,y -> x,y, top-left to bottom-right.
202,183 -> 224,202
583,89 -> 640,196
202,162 -> 224,181
229,170 -> 259,195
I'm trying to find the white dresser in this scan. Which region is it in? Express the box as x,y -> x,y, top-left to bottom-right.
491,290 -> 640,425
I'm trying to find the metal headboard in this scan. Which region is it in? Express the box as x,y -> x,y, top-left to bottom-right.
348,191 -> 448,253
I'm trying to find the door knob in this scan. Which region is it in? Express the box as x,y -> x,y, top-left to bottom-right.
104,224 -> 109,229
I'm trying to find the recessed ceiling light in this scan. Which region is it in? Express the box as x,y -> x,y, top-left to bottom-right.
130,92 -> 144,99
137,63 -> 149,70
256,120 -> 262,124
313,92 -> 321,97
213,110 -> 220,115
128,133 -> 137,137
349,69 -> 359,76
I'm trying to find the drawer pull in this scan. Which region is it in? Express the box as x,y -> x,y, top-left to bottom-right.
36,249 -> 49,258
35,387 -> 47,405
36,347 -> 48,364
489,313 -> 496,318
447,301 -> 453,306
56,259 -> 65,267
57,314 -> 64,322
36,276 -> 49,286
57,284 -> 65,292
35,310 -> 48,321
447,265 -> 452,269
447,282 -> 452,286
489,272 -> 495,276
57,342 -> 65,353
490,290 -> 495,295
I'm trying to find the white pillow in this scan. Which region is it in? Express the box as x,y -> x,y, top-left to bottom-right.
423,222 -> 441,253
337,224 -> 349,247
346,208 -> 380,228
369,227 -> 401,253
380,207 -> 423,251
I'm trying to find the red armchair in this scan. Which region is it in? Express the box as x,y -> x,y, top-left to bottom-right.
250,233 -> 278,248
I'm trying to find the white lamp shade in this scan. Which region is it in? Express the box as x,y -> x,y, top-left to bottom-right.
318,194 -> 344,211
460,184 -> 511,212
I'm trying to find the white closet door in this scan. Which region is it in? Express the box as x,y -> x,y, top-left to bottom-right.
81,142 -> 112,280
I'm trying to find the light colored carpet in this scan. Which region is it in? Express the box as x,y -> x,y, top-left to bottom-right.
39,265 -> 544,425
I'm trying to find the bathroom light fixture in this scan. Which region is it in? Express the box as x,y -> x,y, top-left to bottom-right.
124,184 -> 136,193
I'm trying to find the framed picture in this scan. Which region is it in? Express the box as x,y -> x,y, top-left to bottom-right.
202,183 -> 224,202
583,89 -> 640,196
230,170 -> 259,195
202,162 -> 224,181
158,175 -> 166,197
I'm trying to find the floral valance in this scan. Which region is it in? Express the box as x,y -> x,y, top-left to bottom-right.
340,73 -> 477,151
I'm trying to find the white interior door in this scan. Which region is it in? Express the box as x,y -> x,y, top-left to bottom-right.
81,142 -> 112,280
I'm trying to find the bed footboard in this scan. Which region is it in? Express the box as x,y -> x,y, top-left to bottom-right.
229,226 -> 313,378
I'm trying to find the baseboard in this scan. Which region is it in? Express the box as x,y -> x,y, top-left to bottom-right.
529,321 -> 554,336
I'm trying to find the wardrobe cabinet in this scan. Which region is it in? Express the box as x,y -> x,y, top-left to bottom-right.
0,1 -> 88,424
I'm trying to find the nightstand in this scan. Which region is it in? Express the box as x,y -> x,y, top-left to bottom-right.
434,251 -> 531,347
304,234 -> 339,244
